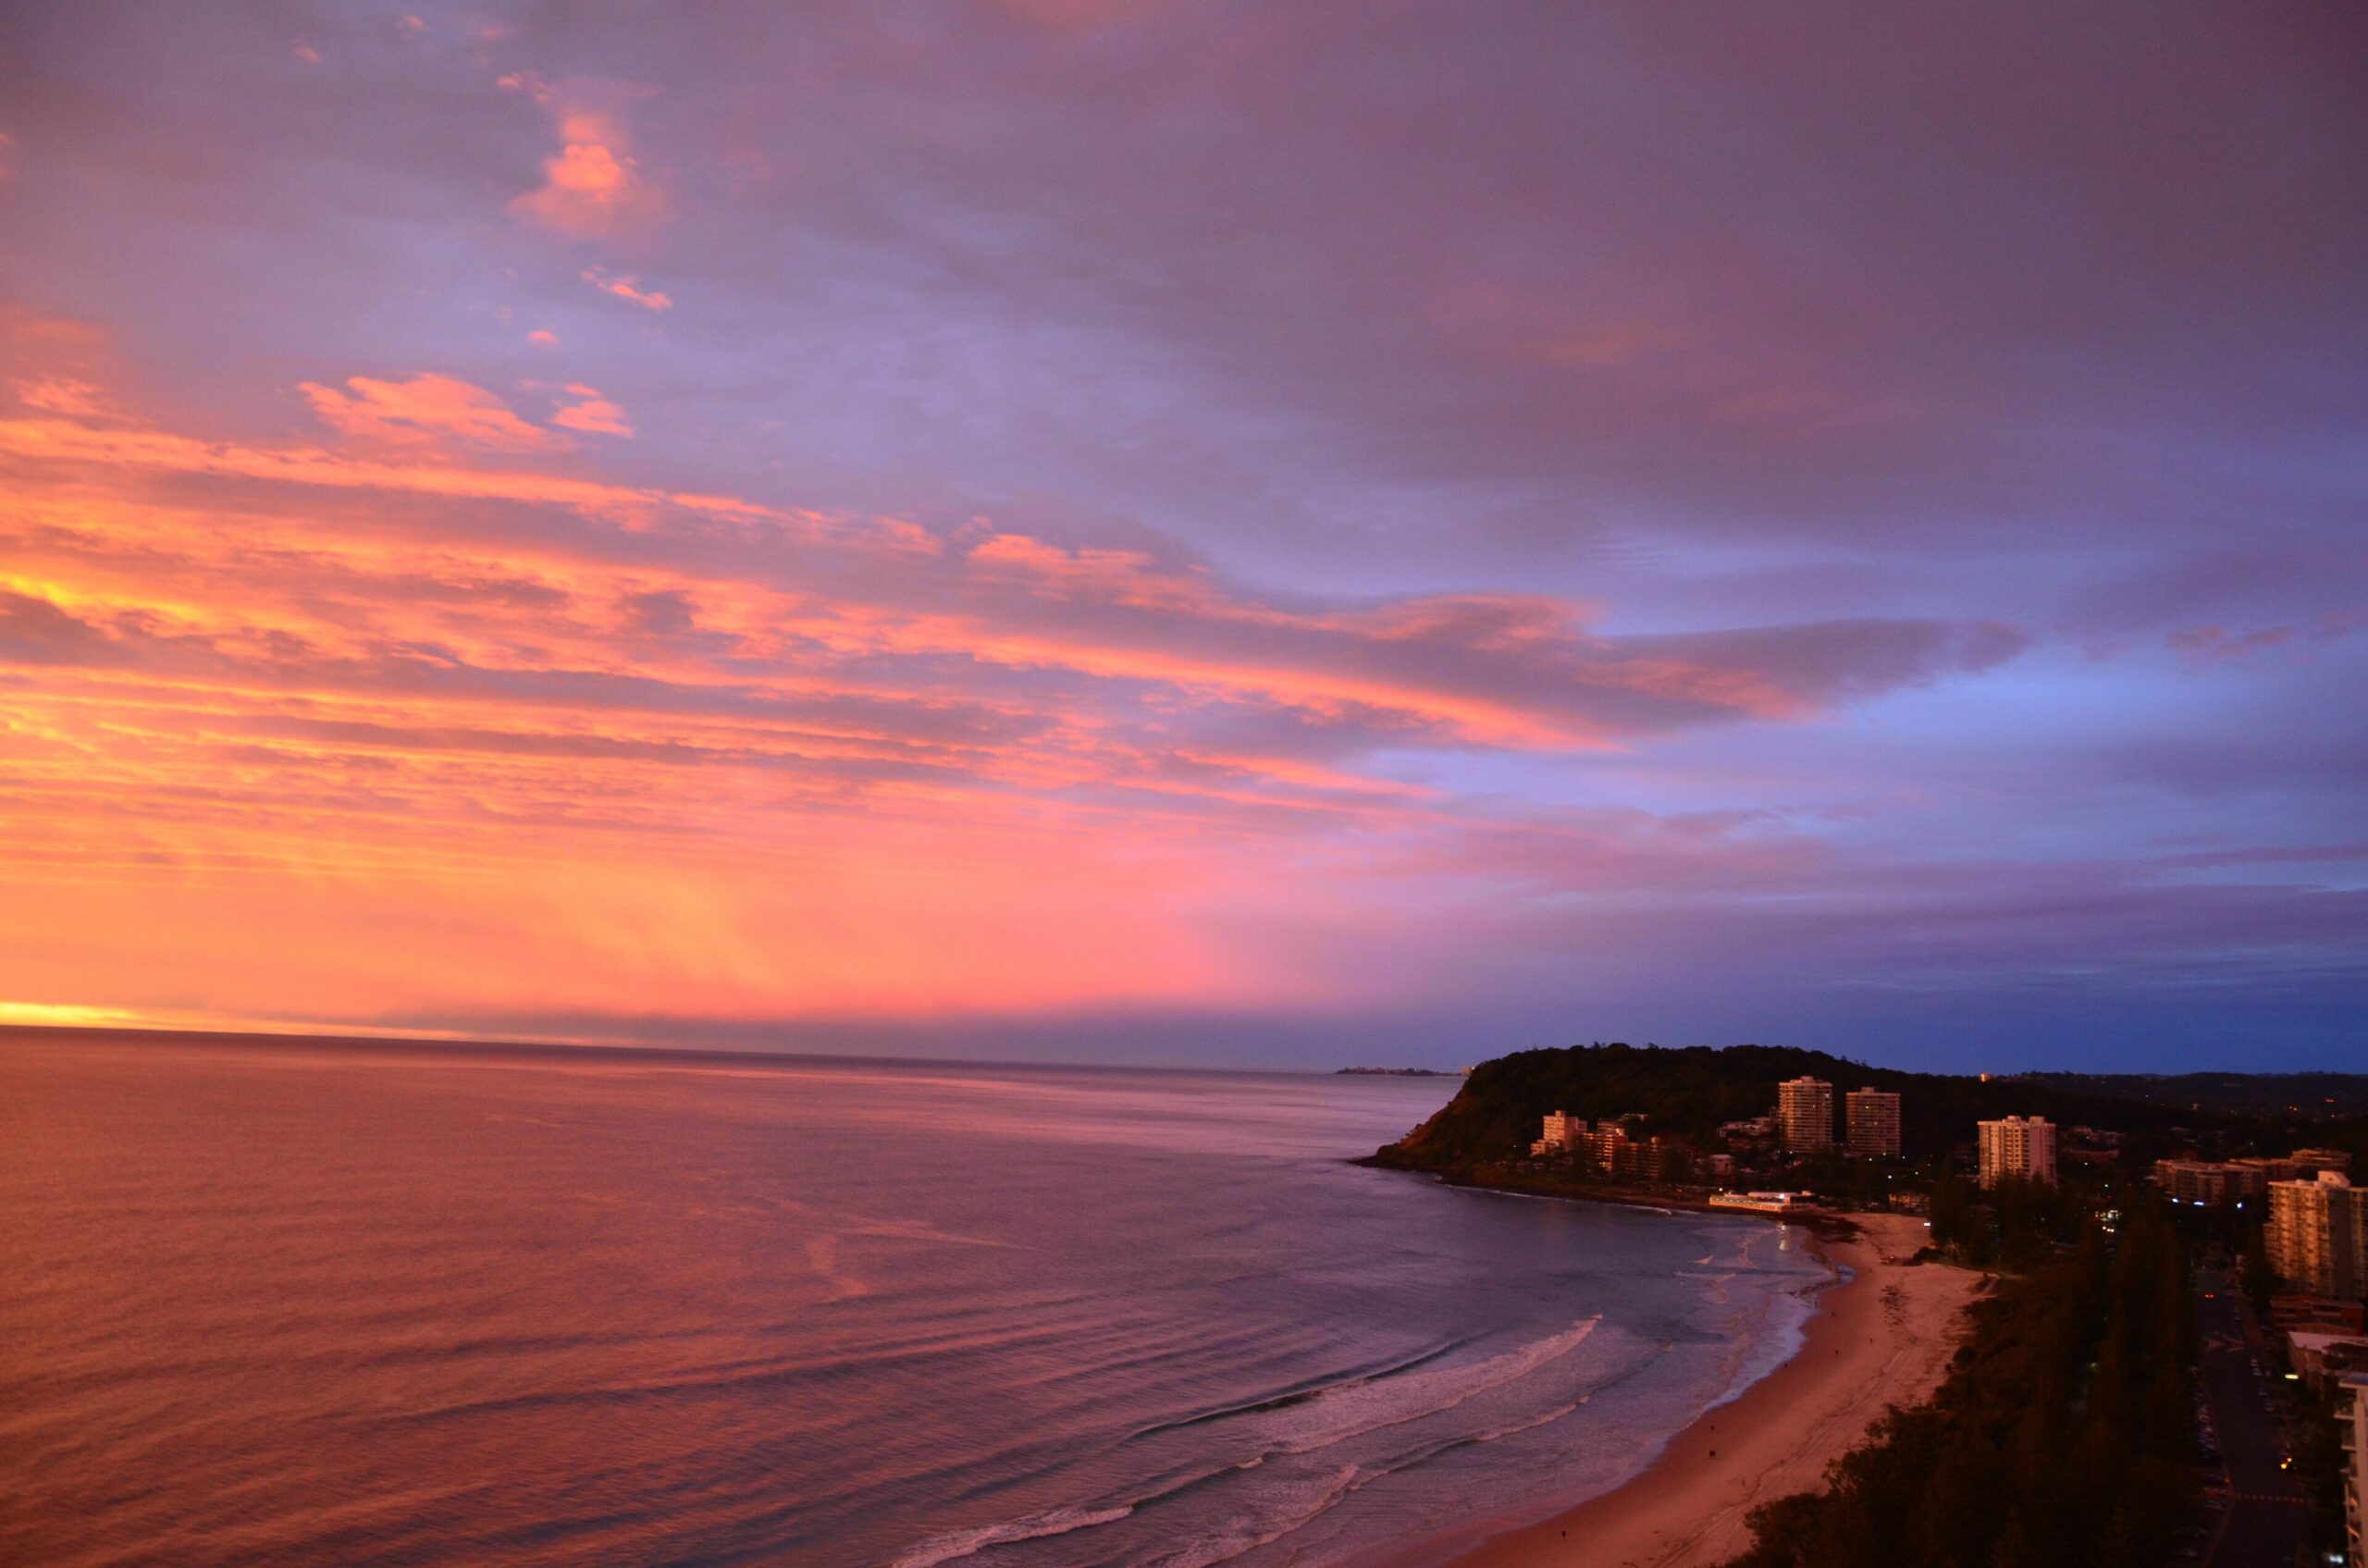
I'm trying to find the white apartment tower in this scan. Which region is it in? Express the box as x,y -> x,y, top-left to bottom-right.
1845,1088 -> 1903,1159
1777,1077 -> 1835,1152
1977,1116 -> 2058,1188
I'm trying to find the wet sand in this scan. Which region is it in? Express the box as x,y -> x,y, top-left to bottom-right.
1442,1212 -> 1980,1568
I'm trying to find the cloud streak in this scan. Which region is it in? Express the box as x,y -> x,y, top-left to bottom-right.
581,269 -> 672,312
0,385 -> 2044,1037
301,374 -> 571,452
0,2 -> 2359,1066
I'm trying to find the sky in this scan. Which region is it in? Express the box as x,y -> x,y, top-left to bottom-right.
0,2 -> 2362,1071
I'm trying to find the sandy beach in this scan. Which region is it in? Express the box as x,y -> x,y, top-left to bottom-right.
1441,1212 -> 1981,1568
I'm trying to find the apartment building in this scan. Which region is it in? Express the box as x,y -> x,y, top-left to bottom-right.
1532,1110 -> 1585,1155
2268,1172 -> 2368,1301
1777,1077 -> 1835,1151
1977,1116 -> 2058,1188
2341,1373 -> 2366,1568
1844,1088 -> 1903,1158
2153,1159 -> 2269,1206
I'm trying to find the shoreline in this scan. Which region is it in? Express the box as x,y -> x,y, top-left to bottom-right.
1350,1159 -> 1867,1239
1403,1210 -> 1980,1568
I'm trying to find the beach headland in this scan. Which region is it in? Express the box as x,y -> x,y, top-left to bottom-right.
1413,1211 -> 1980,1568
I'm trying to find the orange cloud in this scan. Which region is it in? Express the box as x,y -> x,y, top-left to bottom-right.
496,70 -> 556,105
0,414 -> 819,535
0,304 -> 111,389
550,384 -> 633,438
512,106 -> 663,237
300,373 -> 571,452
11,378 -> 121,419
581,268 -> 672,312
0,384 -> 2019,1038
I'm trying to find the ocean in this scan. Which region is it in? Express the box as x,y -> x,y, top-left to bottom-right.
0,1033 -> 1832,1568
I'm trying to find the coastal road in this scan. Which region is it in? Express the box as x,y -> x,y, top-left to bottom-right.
2193,1267 -> 2307,1568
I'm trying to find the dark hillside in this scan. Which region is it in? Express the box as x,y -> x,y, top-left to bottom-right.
2011,1070 -> 2368,1118
1369,1043 -> 2216,1171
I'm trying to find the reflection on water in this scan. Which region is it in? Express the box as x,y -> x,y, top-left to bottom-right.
0,1035 -> 1826,1568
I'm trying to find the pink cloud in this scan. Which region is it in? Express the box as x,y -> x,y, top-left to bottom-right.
12,378 -> 121,419
300,373 -> 571,453
511,105 -> 663,237
550,384 -> 633,438
0,303 -> 109,373
15,379 -> 2346,1053
0,400 -> 2018,761
581,268 -> 672,312
0,414 -> 804,530
0,3 -> 2355,1059
496,69 -> 556,105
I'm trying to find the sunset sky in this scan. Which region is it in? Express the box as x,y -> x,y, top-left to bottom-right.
1,4 -> 2362,1068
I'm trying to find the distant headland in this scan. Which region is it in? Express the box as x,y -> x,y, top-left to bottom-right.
1334,1066 -> 1469,1077
1369,1040 -> 2368,1568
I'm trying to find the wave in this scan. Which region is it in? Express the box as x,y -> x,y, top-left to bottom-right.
1126,1340 -> 1468,1441
888,1504 -> 1136,1568
891,1322 -> 1612,1568
1254,1317 -> 1603,1459
1156,1394 -> 1597,1568
1700,1261 -> 1834,1414
1151,1464 -> 1365,1568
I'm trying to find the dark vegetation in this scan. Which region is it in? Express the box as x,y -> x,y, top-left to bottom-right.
2015,1069 -> 2368,1118
1924,1170 -> 2090,1271
1369,1043 -> 2228,1171
1722,1199 -> 2196,1568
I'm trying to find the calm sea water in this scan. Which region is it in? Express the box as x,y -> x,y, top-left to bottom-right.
0,1034 -> 1830,1568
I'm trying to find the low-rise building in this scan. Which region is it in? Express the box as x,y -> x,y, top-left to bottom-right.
1581,1124 -> 1640,1175
2288,1331 -> 2368,1395
2153,1158 -> 2269,1206
1719,1117 -> 1776,1150
1565,1121 -> 1691,1182
2269,1294 -> 2368,1335
2234,1150 -> 2352,1186
1709,1190 -> 1820,1214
